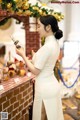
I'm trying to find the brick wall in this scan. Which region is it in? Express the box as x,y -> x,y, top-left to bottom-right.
0,10 -> 40,56
26,31 -> 40,55
24,17 -> 40,55
0,77 -> 34,120
0,10 -> 39,120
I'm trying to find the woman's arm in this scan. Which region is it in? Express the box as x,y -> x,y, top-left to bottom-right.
16,48 -> 40,75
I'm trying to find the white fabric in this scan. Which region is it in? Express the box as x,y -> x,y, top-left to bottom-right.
32,35 -> 64,120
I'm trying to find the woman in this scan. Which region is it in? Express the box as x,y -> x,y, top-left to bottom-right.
16,15 -> 64,120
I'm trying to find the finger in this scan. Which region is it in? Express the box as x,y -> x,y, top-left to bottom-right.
16,45 -> 21,49
30,79 -> 35,83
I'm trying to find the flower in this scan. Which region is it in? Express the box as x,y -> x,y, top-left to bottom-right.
0,0 -> 64,21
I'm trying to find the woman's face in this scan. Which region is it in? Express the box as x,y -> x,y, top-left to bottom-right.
37,19 -> 47,38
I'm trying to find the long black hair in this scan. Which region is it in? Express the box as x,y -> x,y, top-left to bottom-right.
40,15 -> 63,40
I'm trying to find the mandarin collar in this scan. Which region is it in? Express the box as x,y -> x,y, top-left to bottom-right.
45,35 -> 56,44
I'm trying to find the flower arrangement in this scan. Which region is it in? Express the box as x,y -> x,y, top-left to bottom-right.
0,0 -> 64,21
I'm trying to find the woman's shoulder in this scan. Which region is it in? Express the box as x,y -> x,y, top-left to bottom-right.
38,45 -> 49,53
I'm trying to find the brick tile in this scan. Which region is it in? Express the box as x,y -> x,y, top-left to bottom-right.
6,91 -> 13,99
0,96 -> 6,103
14,101 -> 19,109
17,93 -> 22,100
14,88 -> 19,96
10,97 -> 16,104
0,104 -> 2,111
3,100 -> 9,109
7,105 -> 13,113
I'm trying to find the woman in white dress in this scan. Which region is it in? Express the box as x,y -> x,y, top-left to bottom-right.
16,15 -> 64,120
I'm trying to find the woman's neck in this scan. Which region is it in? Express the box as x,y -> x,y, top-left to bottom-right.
45,32 -> 54,38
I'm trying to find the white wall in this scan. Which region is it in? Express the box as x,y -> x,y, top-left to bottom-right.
0,19 -> 25,62
62,3 -> 80,70
0,18 -> 14,42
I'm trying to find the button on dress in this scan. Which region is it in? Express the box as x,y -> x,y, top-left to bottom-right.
32,35 -> 64,120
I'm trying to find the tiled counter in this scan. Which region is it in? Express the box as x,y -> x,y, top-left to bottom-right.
0,74 -> 34,120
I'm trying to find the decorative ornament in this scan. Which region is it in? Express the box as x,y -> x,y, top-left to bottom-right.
24,10 -> 31,16
23,2 -> 29,10
16,9 -> 23,15
41,37 -> 45,46
54,60 -> 62,81
39,9 -> 43,15
0,0 -> 2,4
13,0 -> 19,3
0,0 -> 64,21
7,3 -> 12,9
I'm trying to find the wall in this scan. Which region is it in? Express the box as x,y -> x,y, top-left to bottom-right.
0,77 -> 33,120
0,18 -> 26,62
0,18 -> 14,42
0,17 -> 40,63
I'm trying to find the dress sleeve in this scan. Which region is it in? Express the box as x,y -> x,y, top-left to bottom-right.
34,46 -> 50,70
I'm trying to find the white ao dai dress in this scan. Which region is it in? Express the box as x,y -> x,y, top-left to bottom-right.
32,35 -> 64,120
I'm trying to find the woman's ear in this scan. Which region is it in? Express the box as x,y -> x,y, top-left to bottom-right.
46,25 -> 51,32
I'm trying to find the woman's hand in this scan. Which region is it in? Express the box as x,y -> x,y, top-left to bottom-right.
16,47 -> 25,57
31,50 -> 35,57
31,77 -> 35,84
16,47 -> 40,75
